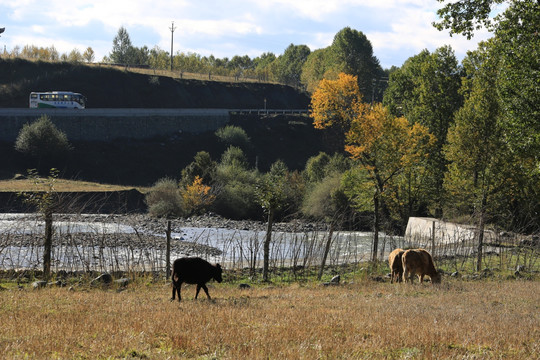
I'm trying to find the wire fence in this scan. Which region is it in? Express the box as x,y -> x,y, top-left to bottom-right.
0,214 -> 538,280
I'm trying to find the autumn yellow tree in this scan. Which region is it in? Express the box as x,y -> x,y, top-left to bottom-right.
182,176 -> 215,216
311,73 -> 435,261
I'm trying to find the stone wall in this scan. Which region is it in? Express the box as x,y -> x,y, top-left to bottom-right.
0,109 -> 230,141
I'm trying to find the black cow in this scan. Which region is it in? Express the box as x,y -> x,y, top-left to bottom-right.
171,257 -> 223,301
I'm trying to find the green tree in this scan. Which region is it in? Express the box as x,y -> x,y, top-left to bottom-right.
491,1 -> 539,169
253,52 -> 277,81
302,173 -> 349,279
304,152 -> 331,184
383,46 -> 463,217
275,44 -> 311,87
302,28 -> 384,98
330,27 -> 384,100
131,45 -> 150,66
301,48 -> 332,93
434,0 -> 506,39
83,47 -> 95,63
67,49 -> 83,63
256,160 -> 290,281
435,0 -> 540,231
20,169 -> 60,280
443,42 -> 505,271
180,151 -> 217,188
149,46 -> 170,70
110,26 -> 134,64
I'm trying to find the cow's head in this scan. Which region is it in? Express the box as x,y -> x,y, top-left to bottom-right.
431,271 -> 442,284
214,264 -> 223,283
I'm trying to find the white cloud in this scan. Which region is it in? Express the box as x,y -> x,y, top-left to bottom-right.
0,0 -> 494,67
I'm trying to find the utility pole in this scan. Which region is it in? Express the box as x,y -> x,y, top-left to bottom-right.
169,21 -> 176,71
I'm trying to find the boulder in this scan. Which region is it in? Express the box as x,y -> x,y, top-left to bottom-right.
91,273 -> 113,286
32,281 -> 47,289
114,278 -> 130,287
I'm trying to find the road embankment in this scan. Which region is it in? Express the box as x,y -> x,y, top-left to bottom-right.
0,108 -> 230,141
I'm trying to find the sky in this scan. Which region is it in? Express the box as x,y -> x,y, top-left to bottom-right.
0,0 -> 498,69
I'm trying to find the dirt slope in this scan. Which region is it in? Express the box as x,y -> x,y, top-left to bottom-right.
0,59 -> 309,109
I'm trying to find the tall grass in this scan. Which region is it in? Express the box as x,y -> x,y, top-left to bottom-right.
0,279 -> 538,359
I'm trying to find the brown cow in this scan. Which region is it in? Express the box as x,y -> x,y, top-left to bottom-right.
388,248 -> 405,283
402,249 -> 441,284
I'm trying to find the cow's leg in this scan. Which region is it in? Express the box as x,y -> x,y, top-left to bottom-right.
391,270 -> 395,284
195,284 -> 202,299
201,284 -> 211,299
419,275 -> 424,284
171,280 -> 182,302
403,267 -> 410,283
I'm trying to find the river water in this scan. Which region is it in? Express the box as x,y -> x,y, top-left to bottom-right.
0,214 -> 403,272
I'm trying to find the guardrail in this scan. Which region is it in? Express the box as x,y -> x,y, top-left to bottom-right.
229,109 -> 309,115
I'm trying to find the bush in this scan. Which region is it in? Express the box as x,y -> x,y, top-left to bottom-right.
14,115 -> 72,166
215,125 -> 250,148
145,178 -> 184,218
220,145 -> 248,168
212,163 -> 261,219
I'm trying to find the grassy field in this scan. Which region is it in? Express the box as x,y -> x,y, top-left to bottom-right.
0,178 -> 147,193
0,276 -> 538,359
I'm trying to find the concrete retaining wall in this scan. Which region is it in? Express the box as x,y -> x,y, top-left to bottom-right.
0,108 -> 230,141
405,217 -> 497,245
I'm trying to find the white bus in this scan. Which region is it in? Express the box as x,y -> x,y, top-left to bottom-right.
29,91 -> 86,109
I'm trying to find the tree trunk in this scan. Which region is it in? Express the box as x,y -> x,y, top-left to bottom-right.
318,222 -> 335,280
166,220 -> 171,279
263,208 -> 274,282
372,193 -> 379,262
43,209 -> 53,280
476,195 -> 487,272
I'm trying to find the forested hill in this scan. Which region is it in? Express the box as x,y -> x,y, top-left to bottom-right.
0,58 -> 310,109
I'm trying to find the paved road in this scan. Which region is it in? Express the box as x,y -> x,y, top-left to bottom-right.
0,108 -> 308,117
0,108 -> 231,117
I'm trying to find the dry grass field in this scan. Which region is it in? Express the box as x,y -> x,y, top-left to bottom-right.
0,178 -> 146,193
0,277 -> 538,359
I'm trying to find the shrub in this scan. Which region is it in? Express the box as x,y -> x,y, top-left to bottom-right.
212,163 -> 261,219
182,176 -> 216,215
220,145 -> 248,168
14,115 -> 72,166
145,178 -> 184,218
215,125 -> 250,148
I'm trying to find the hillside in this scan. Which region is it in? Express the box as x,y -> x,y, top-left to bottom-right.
0,58 -> 309,109
0,59 -> 331,186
